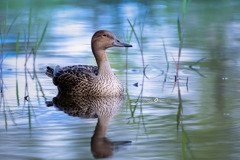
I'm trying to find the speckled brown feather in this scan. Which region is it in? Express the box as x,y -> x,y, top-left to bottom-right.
51,94 -> 123,118
47,65 -> 98,95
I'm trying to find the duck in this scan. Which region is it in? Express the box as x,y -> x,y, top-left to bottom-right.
46,30 -> 132,96
46,94 -> 131,158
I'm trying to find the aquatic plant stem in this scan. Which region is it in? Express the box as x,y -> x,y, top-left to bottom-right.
125,21 -> 135,94
162,40 -> 169,69
25,7 -> 32,68
176,0 -> 191,79
127,19 -> 147,78
176,15 -> 184,80
33,22 -> 48,68
16,33 -> 20,106
0,44 -> 4,66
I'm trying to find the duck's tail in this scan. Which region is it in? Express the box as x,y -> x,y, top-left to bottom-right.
46,66 -> 54,78
46,65 -> 62,78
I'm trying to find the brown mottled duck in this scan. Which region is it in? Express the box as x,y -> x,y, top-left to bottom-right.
46,30 -> 132,96
46,94 -> 131,158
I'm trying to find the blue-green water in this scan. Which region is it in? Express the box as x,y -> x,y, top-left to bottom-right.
1,0 -> 240,159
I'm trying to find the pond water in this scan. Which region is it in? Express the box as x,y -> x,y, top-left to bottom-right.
1,0 -> 240,160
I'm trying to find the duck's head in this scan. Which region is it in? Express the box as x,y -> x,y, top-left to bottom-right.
91,30 -> 132,51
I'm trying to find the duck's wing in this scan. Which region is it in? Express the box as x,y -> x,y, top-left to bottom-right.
48,65 -> 98,86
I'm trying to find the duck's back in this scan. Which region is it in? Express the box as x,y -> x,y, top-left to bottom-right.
46,65 -> 98,95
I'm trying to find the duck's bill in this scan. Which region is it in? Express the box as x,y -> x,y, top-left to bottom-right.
113,39 -> 132,47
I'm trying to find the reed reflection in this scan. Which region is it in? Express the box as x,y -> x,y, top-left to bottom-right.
47,94 -> 131,159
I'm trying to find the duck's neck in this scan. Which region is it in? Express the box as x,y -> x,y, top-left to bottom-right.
92,49 -> 113,76
93,116 -> 110,138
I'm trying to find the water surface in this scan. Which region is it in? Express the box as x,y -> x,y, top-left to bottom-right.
1,0 -> 240,159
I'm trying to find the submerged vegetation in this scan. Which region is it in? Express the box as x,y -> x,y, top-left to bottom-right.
0,5 -> 48,129
125,14 -> 148,133
175,0 -> 191,80
0,9 -> 18,67
125,0 -> 193,159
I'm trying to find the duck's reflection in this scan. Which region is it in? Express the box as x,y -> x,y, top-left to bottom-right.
47,94 -> 131,159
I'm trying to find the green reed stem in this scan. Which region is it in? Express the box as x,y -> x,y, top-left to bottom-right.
16,33 -> 20,60
33,22 -> 48,68
36,22 -> 48,53
162,40 -> 169,69
25,7 -> 32,67
6,14 -> 19,38
127,19 -> 147,78
125,19 -> 135,95
128,19 -> 141,51
15,32 -> 20,106
176,0 -> 191,79
28,7 -> 32,41
16,80 -> 20,106
28,103 -> 32,130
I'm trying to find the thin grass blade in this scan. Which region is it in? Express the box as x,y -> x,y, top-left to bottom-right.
171,55 -> 178,70
4,107 -> 8,130
4,4 -> 8,33
183,0 -> 192,16
28,103 -> 32,130
177,103 -> 181,127
127,19 -> 141,49
36,22 -> 48,53
177,16 -> 182,42
28,7 -> 32,40
127,19 -> 136,43
34,24 -> 40,55
0,30 -> 3,44
16,32 -> 20,58
6,14 -> 19,37
182,128 -> 187,160
3,16 -> 7,41
162,40 -> 169,66
183,0 -> 187,15
16,79 -> 20,106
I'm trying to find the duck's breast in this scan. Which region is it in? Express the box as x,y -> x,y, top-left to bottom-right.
90,75 -> 124,96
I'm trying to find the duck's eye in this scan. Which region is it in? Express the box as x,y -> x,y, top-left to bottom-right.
103,34 -> 107,37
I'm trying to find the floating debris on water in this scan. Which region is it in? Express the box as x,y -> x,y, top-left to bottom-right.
133,82 -> 138,87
